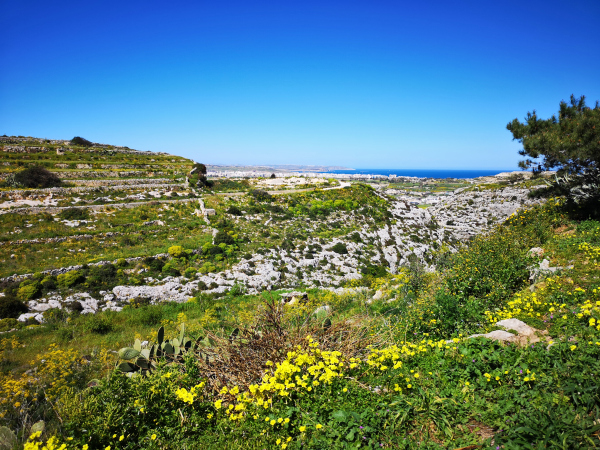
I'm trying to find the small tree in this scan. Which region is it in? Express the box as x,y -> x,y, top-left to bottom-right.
249,189 -> 272,202
191,163 -> 211,188
270,173 -> 276,179
507,95 -> 600,210
70,136 -> 93,147
191,163 -> 207,175
14,165 -> 62,188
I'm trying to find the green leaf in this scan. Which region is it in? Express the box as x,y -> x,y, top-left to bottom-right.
229,328 -> 239,342
332,410 -> 347,422
179,323 -> 185,343
157,326 -> 164,345
31,420 -> 45,434
118,348 -> 141,360
117,362 -> 138,373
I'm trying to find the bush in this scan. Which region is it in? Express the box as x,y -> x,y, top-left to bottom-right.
57,270 -> 85,289
214,230 -> 235,246
0,280 -> 20,298
0,318 -> 20,332
0,296 -> 28,319
66,301 -> 84,313
43,307 -> 70,325
168,246 -> 186,258
17,279 -> 41,300
144,257 -> 165,272
82,314 -> 114,334
120,236 -> 137,247
41,276 -> 57,291
207,245 -> 224,256
249,189 -> 272,202
130,306 -> 163,326
87,264 -> 117,289
349,232 -> 362,243
227,206 -> 243,216
184,267 -> 197,279
13,165 -> 62,188
70,136 -> 93,147
161,262 -> 181,277
59,208 -> 89,221
330,242 -> 348,254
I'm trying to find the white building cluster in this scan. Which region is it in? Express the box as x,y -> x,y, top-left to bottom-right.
207,170 -> 423,182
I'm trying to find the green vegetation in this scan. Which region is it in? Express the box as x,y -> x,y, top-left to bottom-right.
69,137 -> 93,147
13,166 -> 63,189
2,199 -> 599,449
3,134 -> 600,448
507,95 -> 600,214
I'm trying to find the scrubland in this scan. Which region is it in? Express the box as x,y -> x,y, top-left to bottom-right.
1,198 -> 599,449
1,137 -> 599,449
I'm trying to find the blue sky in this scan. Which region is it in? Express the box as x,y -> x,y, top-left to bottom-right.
1,0 -> 599,169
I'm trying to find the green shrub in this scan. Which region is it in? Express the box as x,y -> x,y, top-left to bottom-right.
66,301 -> 84,313
249,189 -> 272,202
120,236 -> 137,246
207,245 -> 224,256
168,245 -> 186,258
349,232 -> 362,243
226,206 -> 243,216
87,264 -> 117,289
144,257 -> 165,272
161,262 -> 181,277
184,267 -> 197,279
41,276 -> 57,291
214,230 -> 234,246
130,306 -> 163,326
57,270 -> 85,289
59,208 -> 89,221
82,314 -> 114,334
70,136 -> 93,147
330,242 -> 348,254
0,317 -> 20,332
14,165 -> 62,188
17,279 -> 42,300
43,307 -> 70,325
0,296 -> 28,319
116,258 -> 128,268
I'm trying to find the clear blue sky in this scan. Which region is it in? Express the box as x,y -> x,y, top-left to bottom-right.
1,0 -> 599,169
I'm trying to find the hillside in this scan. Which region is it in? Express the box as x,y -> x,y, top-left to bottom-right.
1,136 -> 599,449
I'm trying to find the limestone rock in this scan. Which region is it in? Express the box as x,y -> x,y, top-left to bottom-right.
468,318 -> 549,346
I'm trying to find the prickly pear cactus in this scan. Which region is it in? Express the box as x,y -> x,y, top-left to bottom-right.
0,426 -> 17,450
115,324 -> 195,376
31,420 -> 45,434
118,347 -> 141,360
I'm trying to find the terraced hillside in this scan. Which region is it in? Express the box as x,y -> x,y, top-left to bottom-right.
7,136 -> 600,450
0,136 -> 191,180
1,136 -> 546,322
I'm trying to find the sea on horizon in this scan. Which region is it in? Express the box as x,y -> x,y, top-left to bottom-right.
323,168 -> 520,179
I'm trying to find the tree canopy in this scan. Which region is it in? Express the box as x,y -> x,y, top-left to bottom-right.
70,136 -> 93,147
507,95 -> 599,210
14,165 -> 62,188
192,163 -> 207,175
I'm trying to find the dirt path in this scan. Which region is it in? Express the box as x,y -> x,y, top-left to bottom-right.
215,182 -> 351,197
0,197 -> 201,215
0,182 -> 352,214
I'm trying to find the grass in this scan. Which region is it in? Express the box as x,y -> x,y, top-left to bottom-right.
1,199 -> 600,449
